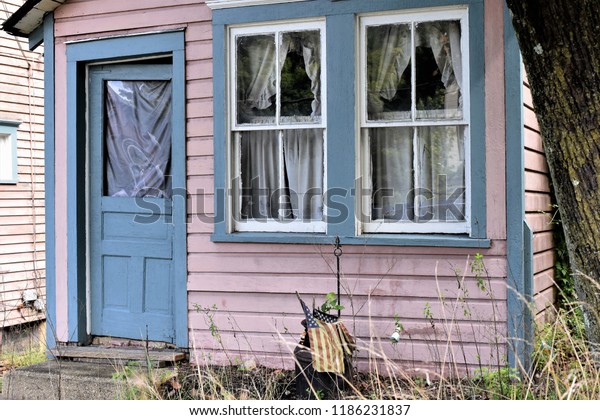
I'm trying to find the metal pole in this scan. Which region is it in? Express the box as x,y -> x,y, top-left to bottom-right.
334,236 -> 342,318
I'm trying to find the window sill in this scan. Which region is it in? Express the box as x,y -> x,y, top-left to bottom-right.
211,232 -> 491,248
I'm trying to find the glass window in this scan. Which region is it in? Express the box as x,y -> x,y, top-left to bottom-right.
104,80 -> 173,198
231,22 -> 326,233
0,121 -> 19,184
360,11 -> 469,234
222,8 -> 473,238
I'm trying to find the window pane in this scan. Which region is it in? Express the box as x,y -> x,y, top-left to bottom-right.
417,126 -> 465,222
366,24 -> 412,121
236,34 -> 277,125
104,80 -> 172,198
370,127 -> 414,221
0,134 -> 13,181
415,21 -> 463,120
280,31 -> 322,123
282,128 -> 324,221
240,130 -> 280,220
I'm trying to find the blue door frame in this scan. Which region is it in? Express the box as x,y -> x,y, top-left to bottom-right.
65,31 -> 188,348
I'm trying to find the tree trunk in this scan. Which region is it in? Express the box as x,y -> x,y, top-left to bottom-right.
506,0 -> 600,353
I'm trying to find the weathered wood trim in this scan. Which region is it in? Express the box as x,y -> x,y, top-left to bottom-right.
28,23 -> 43,50
64,30 -> 188,348
504,4 -> 531,371
206,0 -> 308,9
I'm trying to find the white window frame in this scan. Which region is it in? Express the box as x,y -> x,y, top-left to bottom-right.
0,121 -> 20,184
227,20 -> 327,233
357,8 -> 471,234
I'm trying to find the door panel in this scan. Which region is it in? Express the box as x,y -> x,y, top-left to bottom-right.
89,64 -> 176,343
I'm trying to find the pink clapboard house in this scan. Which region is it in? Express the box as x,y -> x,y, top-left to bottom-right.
0,0 -> 45,346
2,0 -> 556,374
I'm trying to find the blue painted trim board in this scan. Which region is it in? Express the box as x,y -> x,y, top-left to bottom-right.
211,0 -> 487,245
29,23 -> 43,50
504,5 -> 531,370
212,0 -> 484,25
325,13 -> 355,239
66,59 -> 87,343
171,46 -> 188,348
212,232 -> 491,248
42,13 -> 56,352
65,31 -> 188,348
523,220 -> 534,371
467,1 -> 487,239
212,24 -> 227,233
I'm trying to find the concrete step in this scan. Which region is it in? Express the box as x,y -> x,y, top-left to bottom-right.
2,346 -> 187,399
2,360 -> 124,399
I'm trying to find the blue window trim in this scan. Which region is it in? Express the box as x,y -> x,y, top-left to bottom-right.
42,13 -> 56,353
64,31 -> 188,348
211,0 -> 488,247
504,5 -> 532,371
0,119 -> 20,184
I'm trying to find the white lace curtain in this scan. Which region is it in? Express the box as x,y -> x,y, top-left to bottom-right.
238,31 -> 321,120
370,126 -> 465,222
368,21 -> 465,223
240,129 -> 323,221
368,21 -> 462,115
238,31 -> 323,222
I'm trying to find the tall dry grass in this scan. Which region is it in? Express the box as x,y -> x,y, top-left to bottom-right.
107,253 -> 600,400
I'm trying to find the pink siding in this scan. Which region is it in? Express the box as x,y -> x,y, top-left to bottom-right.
523,73 -> 556,323
51,0 -> 509,373
485,0 -> 507,241
0,0 -> 46,330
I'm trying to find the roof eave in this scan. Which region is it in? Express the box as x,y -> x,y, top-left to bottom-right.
1,0 -> 65,38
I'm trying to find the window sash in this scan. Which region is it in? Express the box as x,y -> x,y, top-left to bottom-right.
0,134 -> 13,181
229,20 -> 327,233
359,9 -> 470,126
359,9 -> 471,234
0,127 -> 18,184
230,21 -> 327,130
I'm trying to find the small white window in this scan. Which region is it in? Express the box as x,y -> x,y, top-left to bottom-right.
358,9 -> 470,234
228,21 -> 326,233
0,121 -> 19,184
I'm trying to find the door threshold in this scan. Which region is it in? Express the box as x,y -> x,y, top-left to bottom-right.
52,344 -> 187,368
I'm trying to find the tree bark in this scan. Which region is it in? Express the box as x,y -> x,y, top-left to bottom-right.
506,0 -> 600,353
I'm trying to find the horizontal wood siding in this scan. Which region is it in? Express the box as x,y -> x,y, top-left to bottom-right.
52,0 -> 509,373
0,0 -> 46,329
523,73 -> 556,322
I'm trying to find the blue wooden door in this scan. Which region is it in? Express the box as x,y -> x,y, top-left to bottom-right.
89,64 -> 176,343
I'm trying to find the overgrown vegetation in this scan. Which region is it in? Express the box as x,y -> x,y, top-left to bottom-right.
110,304 -> 599,400
2,249 -> 596,401
111,256 -> 599,400
0,346 -> 46,370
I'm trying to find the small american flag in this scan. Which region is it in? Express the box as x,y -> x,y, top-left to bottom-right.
299,297 -> 355,374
